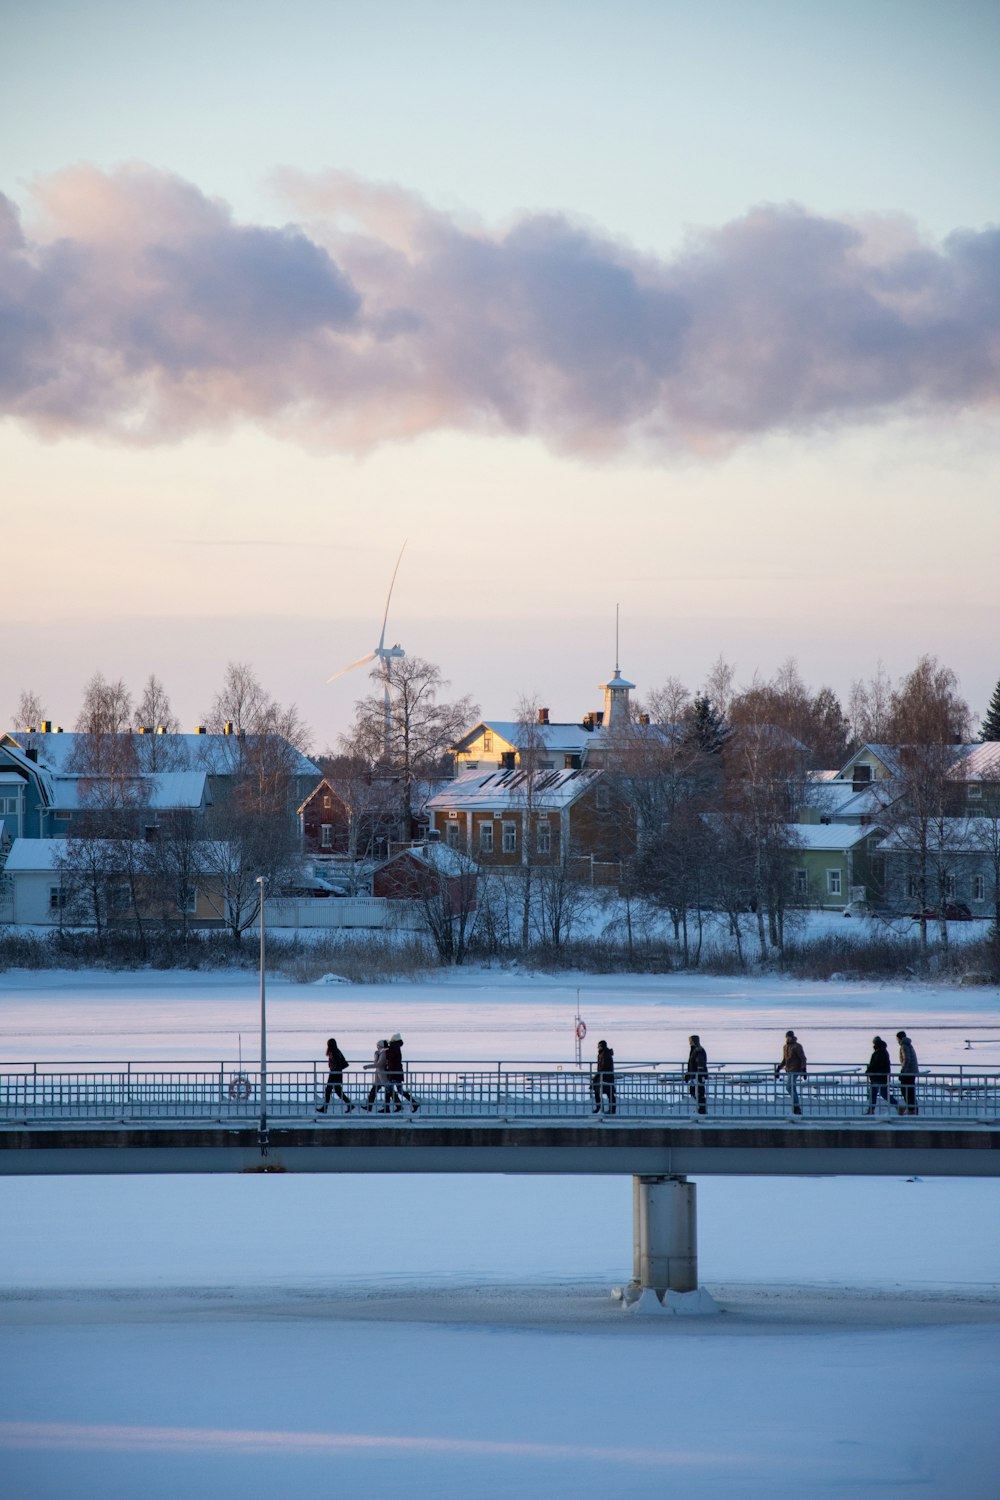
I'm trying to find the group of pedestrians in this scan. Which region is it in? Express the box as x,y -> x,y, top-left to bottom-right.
591,1028 -> 921,1117
316,1034 -> 419,1116
319,1028 -> 921,1120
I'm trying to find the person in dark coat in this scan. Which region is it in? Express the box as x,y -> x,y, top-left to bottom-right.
385,1032 -> 419,1112
897,1030 -> 919,1115
317,1037 -> 353,1114
592,1039 -> 616,1114
864,1036 -> 898,1115
685,1034 -> 708,1115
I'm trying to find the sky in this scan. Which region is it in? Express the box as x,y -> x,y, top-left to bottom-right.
1,0 -> 998,753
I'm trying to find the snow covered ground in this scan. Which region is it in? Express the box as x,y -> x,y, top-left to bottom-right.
1,968 -> 998,1498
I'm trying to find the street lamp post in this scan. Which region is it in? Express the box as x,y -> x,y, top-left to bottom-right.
257,874 -> 268,1156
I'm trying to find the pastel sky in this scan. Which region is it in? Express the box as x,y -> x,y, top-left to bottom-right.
2,0 -> 998,750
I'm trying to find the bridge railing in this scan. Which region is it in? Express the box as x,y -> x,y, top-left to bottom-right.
0,1063 -> 998,1124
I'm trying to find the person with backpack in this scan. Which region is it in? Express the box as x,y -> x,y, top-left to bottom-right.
592,1039 -> 616,1115
864,1036 -> 898,1115
896,1030 -> 919,1115
685,1034 -> 708,1115
775,1030 -> 807,1115
316,1036 -> 353,1114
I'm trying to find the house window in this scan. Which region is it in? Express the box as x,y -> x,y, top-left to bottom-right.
826,869 -> 842,896
945,875 -> 957,900
1,795 -> 18,815
483,731 -> 493,753
320,823 -> 333,849
968,784 -> 982,800
108,882 -> 131,915
906,874 -> 919,900
973,874 -> 986,901
502,821 -> 517,854
322,794 -> 332,810
595,784 -> 610,811
537,822 -> 552,855
851,764 -> 873,792
48,884 -> 66,910
177,885 -> 197,914
479,823 -> 494,854
446,821 -> 462,849
794,868 -> 808,896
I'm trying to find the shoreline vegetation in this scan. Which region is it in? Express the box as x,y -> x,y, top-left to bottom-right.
1,923 -> 997,986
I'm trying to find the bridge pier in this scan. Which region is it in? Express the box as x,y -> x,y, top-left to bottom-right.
631,1173 -> 697,1297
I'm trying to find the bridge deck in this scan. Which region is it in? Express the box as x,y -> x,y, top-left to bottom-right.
2,1118 -> 999,1177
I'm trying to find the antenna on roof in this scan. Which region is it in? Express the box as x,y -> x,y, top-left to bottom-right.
615,603 -> 620,673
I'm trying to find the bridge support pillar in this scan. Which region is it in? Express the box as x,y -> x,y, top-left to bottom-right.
632,1174 -> 697,1296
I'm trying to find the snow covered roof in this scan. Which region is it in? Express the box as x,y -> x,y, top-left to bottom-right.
6,731 -> 320,779
792,825 -> 882,852
379,841 -> 478,878
49,771 -> 209,812
949,742 -> 1000,780
428,767 -> 602,812
4,835 -> 232,873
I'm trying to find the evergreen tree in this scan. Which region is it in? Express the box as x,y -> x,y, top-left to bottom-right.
981,679 -> 1000,742
684,694 -> 730,755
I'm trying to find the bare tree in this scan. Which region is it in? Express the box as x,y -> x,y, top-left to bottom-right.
848,662 -> 895,746
70,673 -> 139,787
14,689 -> 46,732
342,655 -> 477,824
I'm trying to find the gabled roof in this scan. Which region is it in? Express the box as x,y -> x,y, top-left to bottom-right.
0,738 -> 55,803
4,835 -> 232,873
949,742 -> 1000,780
792,825 -> 883,852
5,731 -> 320,779
49,771 -> 209,812
452,720 -> 597,755
428,767 -> 602,813
377,842 -> 477,878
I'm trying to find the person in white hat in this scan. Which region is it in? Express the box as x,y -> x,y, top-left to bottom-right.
385,1033 -> 419,1113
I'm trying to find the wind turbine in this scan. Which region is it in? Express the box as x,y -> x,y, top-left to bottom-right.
327,542 -> 407,761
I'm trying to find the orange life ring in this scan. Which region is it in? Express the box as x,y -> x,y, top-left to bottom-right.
575,1021 -> 587,1041
228,1074 -> 252,1102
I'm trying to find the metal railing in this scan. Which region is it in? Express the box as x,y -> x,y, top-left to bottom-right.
0,1061 -> 998,1125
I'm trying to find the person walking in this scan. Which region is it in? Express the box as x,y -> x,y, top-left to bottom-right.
864,1036 -> 898,1115
362,1039 -> 395,1112
317,1036 -> 353,1114
897,1030 -> 919,1115
385,1033 -> 419,1113
775,1030 -> 807,1114
685,1034 -> 708,1115
592,1039 -> 616,1115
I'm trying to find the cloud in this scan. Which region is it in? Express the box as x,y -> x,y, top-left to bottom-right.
1,163 -> 997,455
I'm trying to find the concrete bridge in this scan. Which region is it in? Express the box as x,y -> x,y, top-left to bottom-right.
3,1061 -> 998,1301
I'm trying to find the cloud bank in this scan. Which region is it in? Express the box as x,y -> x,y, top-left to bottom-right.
1,164 -> 997,456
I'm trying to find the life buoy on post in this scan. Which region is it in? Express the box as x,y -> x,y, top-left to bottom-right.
228,1073 -> 252,1102
575,1021 -> 587,1042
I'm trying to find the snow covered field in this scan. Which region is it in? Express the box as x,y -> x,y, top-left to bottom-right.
1,968 -> 999,1498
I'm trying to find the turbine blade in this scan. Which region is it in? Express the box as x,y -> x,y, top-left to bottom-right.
377,539 -> 407,651
326,651 -> 377,684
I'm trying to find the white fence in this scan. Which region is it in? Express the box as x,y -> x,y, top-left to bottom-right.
264,896 -> 425,931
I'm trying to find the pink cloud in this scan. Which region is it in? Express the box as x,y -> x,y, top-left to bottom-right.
1,164 -> 997,455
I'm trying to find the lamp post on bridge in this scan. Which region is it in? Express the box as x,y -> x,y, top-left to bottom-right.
257,875 -> 268,1157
